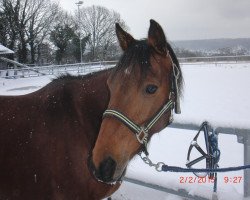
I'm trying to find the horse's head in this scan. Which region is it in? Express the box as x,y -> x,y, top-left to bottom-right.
91,20 -> 182,183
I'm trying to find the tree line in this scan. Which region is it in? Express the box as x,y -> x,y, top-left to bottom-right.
0,0 -> 127,65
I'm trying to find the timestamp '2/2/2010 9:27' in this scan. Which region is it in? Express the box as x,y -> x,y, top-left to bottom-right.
179,176 -> 243,184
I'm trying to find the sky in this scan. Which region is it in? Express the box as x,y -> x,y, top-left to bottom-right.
56,0 -> 250,41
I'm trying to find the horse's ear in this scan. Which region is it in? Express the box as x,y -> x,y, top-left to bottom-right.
148,19 -> 168,55
116,23 -> 135,51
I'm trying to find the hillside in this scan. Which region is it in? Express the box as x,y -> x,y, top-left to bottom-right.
172,38 -> 250,52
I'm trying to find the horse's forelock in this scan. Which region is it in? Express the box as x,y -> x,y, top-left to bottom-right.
112,40 -> 153,80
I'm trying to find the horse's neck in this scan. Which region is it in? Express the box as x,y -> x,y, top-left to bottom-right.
77,70 -> 111,146
39,69 -> 110,147
80,70 -> 111,121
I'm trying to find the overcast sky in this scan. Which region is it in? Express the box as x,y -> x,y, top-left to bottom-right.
56,0 -> 250,41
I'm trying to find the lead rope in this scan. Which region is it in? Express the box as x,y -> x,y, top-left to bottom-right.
139,122 -> 250,195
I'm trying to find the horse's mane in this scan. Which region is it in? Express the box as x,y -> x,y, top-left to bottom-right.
112,39 -> 183,96
52,68 -> 112,83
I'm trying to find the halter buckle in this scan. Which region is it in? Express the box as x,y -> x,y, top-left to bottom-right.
136,127 -> 148,144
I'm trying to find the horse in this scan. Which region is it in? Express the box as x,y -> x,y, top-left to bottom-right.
0,19 -> 182,199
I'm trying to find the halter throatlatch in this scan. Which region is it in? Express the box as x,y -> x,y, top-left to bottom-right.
102,52 -> 181,155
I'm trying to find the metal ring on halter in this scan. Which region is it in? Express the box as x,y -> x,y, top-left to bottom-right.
136,127 -> 148,144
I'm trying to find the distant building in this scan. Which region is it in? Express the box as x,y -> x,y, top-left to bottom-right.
0,44 -> 14,55
0,44 -> 14,70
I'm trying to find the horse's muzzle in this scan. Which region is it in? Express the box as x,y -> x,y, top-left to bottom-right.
88,155 -> 123,184
97,156 -> 117,182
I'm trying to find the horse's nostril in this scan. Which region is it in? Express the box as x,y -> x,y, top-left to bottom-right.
98,156 -> 116,182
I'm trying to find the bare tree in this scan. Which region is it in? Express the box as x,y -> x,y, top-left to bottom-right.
0,0 -> 59,63
0,0 -> 20,60
78,5 -> 127,61
25,0 -> 59,63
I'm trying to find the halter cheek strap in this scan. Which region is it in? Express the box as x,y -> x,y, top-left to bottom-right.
103,99 -> 175,155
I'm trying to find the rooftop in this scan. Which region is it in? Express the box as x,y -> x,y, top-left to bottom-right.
0,44 -> 14,54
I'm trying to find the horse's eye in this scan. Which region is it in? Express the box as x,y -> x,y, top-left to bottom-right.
146,85 -> 158,94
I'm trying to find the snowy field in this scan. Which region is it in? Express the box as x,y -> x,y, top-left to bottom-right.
0,62 -> 250,200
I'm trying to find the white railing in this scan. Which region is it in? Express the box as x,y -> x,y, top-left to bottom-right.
0,61 -> 117,78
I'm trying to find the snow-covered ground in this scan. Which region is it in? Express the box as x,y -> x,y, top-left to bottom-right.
175,62 -> 250,129
0,62 -> 250,200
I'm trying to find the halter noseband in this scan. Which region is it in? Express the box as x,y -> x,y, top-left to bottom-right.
102,52 -> 181,155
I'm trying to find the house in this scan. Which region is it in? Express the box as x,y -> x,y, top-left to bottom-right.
0,44 -> 14,70
0,44 -> 14,55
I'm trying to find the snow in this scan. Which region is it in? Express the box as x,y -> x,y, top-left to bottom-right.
175,62 -> 250,129
111,181 -> 183,200
0,76 -> 52,95
0,44 -> 14,54
0,62 -> 249,199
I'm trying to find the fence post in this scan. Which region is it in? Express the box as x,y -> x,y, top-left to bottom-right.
244,134 -> 250,197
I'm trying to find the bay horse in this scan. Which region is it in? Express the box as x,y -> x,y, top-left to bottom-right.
0,20 -> 182,200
